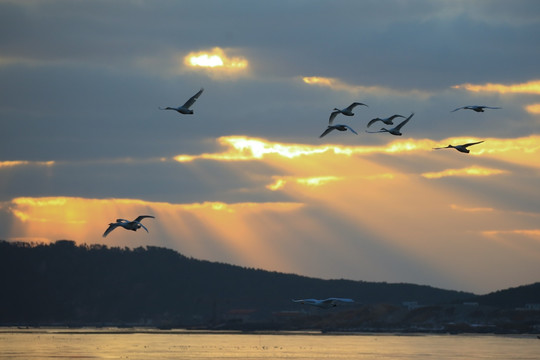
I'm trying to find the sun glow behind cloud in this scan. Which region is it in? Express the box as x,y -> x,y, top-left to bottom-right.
266,176 -> 342,191
4,127 -> 540,291
172,135 -> 540,165
183,47 -> 248,78
5,196 -> 305,269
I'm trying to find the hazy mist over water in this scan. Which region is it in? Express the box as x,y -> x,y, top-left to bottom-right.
1,328 -> 538,360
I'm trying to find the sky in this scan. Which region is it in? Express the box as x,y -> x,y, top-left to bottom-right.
1,0 -> 539,295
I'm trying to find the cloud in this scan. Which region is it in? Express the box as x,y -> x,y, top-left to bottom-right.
301,76 -> 432,98
450,204 -> 494,213
451,79 -> 540,117
182,47 -> 249,79
266,176 -> 342,191
482,229 -> 540,238
421,166 -> 508,179
172,136 -> 437,164
525,103 -> 540,115
452,79 -> 540,95
0,160 -> 54,168
172,135 -> 540,165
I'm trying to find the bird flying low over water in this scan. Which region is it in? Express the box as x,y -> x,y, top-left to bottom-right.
367,114 -> 406,128
451,105 -> 501,113
159,88 -> 204,114
365,112 -> 414,136
319,124 -> 358,138
329,102 -> 368,124
103,215 -> 155,238
433,140 -> 485,153
292,298 -> 355,309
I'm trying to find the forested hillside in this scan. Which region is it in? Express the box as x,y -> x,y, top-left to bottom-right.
1,240 -> 536,330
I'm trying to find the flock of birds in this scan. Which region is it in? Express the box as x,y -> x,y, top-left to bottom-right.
101,88 -> 501,309
318,101 -> 500,154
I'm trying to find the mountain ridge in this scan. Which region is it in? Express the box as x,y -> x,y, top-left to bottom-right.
0,240 -> 537,331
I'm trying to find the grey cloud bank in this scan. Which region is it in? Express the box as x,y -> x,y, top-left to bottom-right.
1,0 -> 539,294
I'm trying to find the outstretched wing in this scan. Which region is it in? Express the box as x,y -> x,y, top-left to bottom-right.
343,124 -> 358,135
102,223 -> 120,238
483,106 -> 501,110
388,114 -> 405,121
394,112 -> 414,131
181,88 -> 204,109
319,126 -> 335,138
325,297 -> 354,303
367,118 -> 381,128
134,221 -> 150,233
463,140 -> 484,147
328,110 -> 340,125
347,102 -> 368,111
451,106 -> 466,112
134,215 -> 155,222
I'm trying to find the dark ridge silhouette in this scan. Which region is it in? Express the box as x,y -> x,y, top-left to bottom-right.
471,282 -> 540,308
0,240 -> 537,330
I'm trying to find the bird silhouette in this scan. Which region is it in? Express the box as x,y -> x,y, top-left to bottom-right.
367,114 -> 406,128
329,102 -> 368,124
160,88 -> 204,114
319,124 -> 358,138
102,215 -> 155,238
433,140 -> 485,153
451,105 -> 501,113
366,112 -> 414,136
292,298 -> 354,309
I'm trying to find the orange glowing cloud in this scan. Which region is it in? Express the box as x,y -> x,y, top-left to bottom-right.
301,76 -> 431,97
450,204 -> 494,213
5,196 -> 305,270
452,79 -> 540,94
172,135 -> 540,171
266,176 -> 342,191
173,136 -> 437,164
482,229 -> 540,239
525,103 -> 540,115
482,229 -> 540,238
422,166 -> 507,179
0,160 -> 54,168
6,196 -> 303,242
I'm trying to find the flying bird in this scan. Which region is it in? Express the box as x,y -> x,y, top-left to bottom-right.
102,215 -> 155,238
292,298 -> 355,309
433,140 -> 485,153
365,112 -> 414,136
451,105 -> 501,113
319,124 -> 358,138
367,114 -> 406,128
159,88 -> 204,114
329,102 -> 368,124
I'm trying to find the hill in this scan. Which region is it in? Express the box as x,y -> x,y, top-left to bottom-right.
0,240 -> 475,327
471,282 -> 540,309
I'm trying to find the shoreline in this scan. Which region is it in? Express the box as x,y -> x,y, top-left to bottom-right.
1,326 -> 538,338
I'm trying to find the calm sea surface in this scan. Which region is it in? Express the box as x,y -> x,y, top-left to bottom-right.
0,328 -> 538,360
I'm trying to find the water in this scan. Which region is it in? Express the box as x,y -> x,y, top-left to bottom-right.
0,328 -> 538,360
